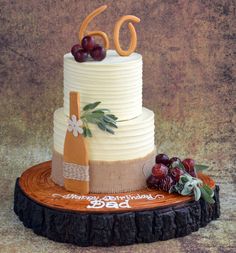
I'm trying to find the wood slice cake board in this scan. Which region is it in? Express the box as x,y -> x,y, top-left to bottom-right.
18,161 -> 215,213
14,161 -> 220,246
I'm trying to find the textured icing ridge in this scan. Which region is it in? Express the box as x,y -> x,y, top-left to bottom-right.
63,50 -> 143,121
53,107 -> 155,161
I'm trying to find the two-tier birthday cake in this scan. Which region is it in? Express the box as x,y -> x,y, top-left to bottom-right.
51,50 -> 156,193
14,5 -> 220,247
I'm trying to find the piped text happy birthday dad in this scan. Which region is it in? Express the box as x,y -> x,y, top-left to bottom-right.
52,193 -> 165,209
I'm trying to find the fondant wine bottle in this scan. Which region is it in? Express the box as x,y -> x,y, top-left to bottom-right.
63,92 -> 89,194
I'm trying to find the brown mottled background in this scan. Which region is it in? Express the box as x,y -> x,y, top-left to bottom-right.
0,0 -> 235,252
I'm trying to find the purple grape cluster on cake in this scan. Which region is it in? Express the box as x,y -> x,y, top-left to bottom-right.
71,35 -> 106,62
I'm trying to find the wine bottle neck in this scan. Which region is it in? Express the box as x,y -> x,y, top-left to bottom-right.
69,92 -> 80,118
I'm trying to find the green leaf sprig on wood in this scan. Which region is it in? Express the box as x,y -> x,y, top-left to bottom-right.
170,173 -> 215,204
80,101 -> 118,137
194,164 -> 209,172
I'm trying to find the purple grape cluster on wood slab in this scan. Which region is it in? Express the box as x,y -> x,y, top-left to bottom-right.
147,154 -> 215,203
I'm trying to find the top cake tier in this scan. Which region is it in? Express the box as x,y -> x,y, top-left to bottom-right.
64,50 -> 142,121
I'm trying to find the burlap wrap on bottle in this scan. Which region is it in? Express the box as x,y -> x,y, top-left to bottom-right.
63,162 -> 89,181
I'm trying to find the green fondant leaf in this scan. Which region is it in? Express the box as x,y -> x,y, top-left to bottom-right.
174,182 -> 184,194
91,111 -> 105,117
104,121 -> 118,129
178,162 -> 186,171
107,114 -> 118,121
194,164 -> 209,172
105,126 -> 115,135
202,184 -> 214,197
86,128 -> 92,137
81,102 -> 118,137
82,127 -> 87,137
103,115 -> 116,123
193,187 -> 201,201
91,110 -> 105,117
97,122 -> 106,131
93,108 -> 110,113
200,187 -> 215,204
181,182 -> 194,195
180,175 -> 189,184
85,115 -> 99,124
102,116 -> 117,127
181,188 -> 192,196
83,101 -> 101,111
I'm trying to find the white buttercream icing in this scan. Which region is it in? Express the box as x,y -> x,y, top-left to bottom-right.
53,107 -> 155,161
63,50 -> 143,121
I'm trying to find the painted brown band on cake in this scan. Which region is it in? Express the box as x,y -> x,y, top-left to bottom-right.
51,149 -> 156,193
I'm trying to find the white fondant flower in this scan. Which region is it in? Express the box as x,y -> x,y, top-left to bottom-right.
67,115 -> 83,137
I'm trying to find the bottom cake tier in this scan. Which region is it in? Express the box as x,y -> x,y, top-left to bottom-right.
52,107 -> 156,193
52,149 -> 156,193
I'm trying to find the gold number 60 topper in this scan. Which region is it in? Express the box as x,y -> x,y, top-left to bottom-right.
78,5 -> 140,56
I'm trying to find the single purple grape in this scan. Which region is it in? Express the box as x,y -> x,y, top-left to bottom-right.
152,164 -> 168,179
90,44 -> 106,61
182,159 -> 197,177
81,36 -> 95,51
155,154 -> 170,166
74,49 -> 88,62
158,176 -> 175,192
170,167 -> 184,182
71,44 -> 82,56
146,175 -> 160,189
